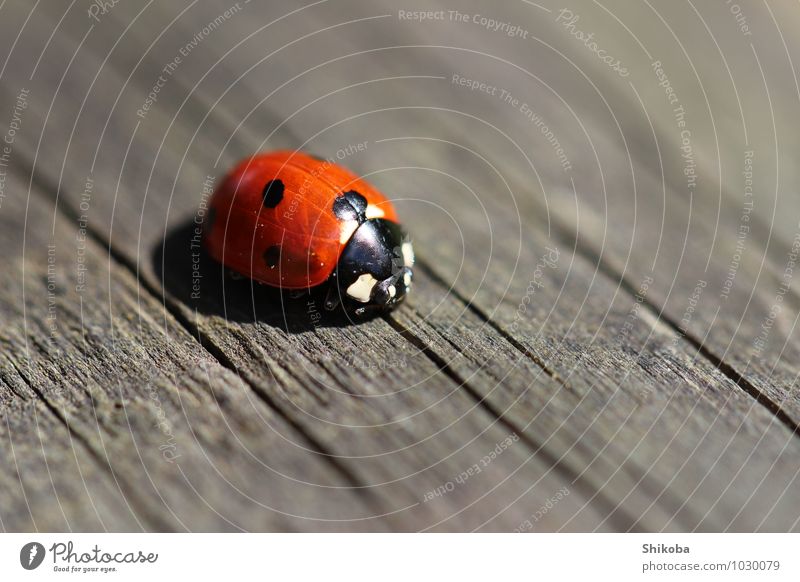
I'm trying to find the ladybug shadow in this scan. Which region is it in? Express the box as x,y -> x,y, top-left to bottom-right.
152,220 -> 372,331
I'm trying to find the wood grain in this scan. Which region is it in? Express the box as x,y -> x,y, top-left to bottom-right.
1,0 -> 799,531
0,0 -> 603,532
0,166 -> 405,532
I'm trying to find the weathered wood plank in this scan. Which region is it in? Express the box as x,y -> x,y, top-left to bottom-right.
0,0 -> 768,532
412,0 -> 800,438
4,0 -> 800,532
0,1 -> 603,531
90,0 -> 796,528
0,364 -> 139,532
0,166 -> 405,531
522,0 -> 800,242
377,0 -> 800,530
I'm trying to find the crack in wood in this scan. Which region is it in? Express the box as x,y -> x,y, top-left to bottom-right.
382,312 -> 644,532
562,224 -> 800,438
3,357 -> 162,531
14,158 -> 392,526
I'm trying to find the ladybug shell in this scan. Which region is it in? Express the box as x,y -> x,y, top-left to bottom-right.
203,151 -> 400,289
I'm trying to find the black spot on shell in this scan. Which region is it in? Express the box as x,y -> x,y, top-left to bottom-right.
263,245 -> 281,268
262,179 -> 284,208
332,190 -> 368,222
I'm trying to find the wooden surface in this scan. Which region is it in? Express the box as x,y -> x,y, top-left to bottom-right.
1,0 -> 799,531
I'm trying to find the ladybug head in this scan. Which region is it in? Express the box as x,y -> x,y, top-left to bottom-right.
326,219 -> 414,315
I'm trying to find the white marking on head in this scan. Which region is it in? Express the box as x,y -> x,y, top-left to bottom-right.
388,285 -> 396,298
365,204 -> 385,219
339,220 -> 359,244
346,273 -> 378,303
401,242 -> 415,267
403,272 -> 412,287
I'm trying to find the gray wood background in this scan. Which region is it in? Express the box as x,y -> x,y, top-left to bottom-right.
1,0 -> 799,531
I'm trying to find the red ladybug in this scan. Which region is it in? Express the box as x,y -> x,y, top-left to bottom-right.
203,150 -> 414,314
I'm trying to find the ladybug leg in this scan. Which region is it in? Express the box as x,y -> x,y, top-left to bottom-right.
288,289 -> 309,299
324,284 -> 341,311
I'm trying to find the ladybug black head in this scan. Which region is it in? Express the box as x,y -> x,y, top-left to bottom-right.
326,218 -> 414,315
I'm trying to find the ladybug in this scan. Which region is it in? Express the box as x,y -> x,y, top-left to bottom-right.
203,150 -> 414,315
